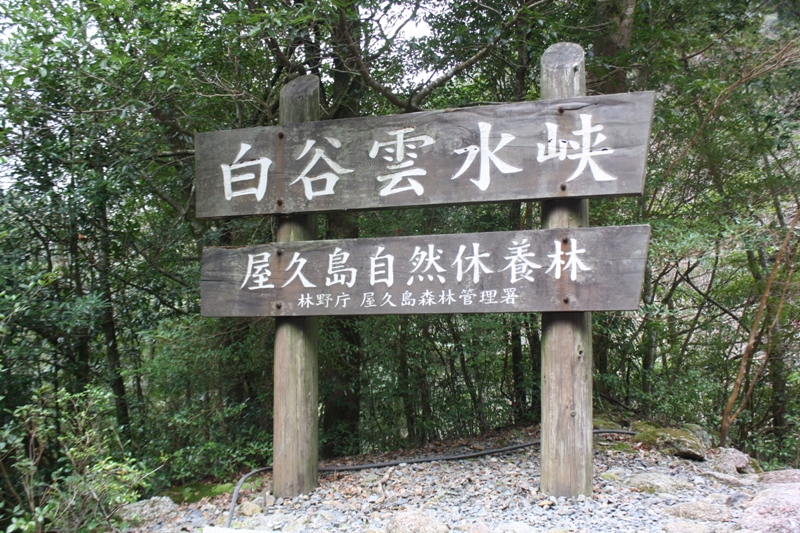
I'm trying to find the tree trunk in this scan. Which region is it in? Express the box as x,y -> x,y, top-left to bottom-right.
449,317 -> 486,434
320,316 -> 363,458
525,314 -> 542,424
593,0 -> 637,93
397,334 -> 418,445
769,348 -> 788,439
94,181 -> 131,442
511,323 -> 527,425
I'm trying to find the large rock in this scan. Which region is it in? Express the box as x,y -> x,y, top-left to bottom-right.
626,472 -> 694,493
665,501 -> 733,521
633,428 -> 707,460
738,483 -> 800,532
386,511 -> 449,533
699,470 -> 757,487
682,424 -> 714,448
708,447 -> 754,475
116,496 -> 179,525
663,521 -> 711,533
238,500 -> 263,517
760,469 -> 800,484
464,523 -> 491,533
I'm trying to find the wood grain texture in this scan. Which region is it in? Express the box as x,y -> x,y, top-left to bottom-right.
541,311 -> 593,496
273,75 -> 319,498
195,91 -> 655,218
540,42 -> 593,498
201,226 -> 650,317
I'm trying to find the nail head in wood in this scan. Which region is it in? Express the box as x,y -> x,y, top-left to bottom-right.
560,183 -> 567,191
278,132 -> 285,139
563,296 -> 570,303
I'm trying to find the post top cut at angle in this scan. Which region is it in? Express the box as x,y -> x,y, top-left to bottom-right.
195,92 -> 655,218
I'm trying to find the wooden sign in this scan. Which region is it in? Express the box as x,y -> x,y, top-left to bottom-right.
201,225 -> 650,317
195,92 -> 654,218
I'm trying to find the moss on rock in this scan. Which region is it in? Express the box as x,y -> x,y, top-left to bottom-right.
633,427 -> 706,460
163,481 -> 237,504
630,420 -> 661,433
593,416 -> 623,430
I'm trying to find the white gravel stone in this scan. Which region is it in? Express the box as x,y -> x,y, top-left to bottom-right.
123,433 -> 795,533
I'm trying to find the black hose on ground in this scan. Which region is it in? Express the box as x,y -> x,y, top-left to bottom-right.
224,429 -> 635,528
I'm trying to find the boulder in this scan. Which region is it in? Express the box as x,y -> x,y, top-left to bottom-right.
626,472 -> 694,493
699,470 -> 757,487
663,521 -> 711,533
630,420 -> 661,433
738,483 -> 800,532
665,501 -> 733,521
726,491 -> 753,507
760,469 -> 800,484
116,496 -> 179,525
386,511 -> 449,533
682,424 -> 714,448
238,500 -> 262,517
593,416 -> 622,430
708,447 -> 754,475
464,523 -> 491,533
633,428 -> 707,460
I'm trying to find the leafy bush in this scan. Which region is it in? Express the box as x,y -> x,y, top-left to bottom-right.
1,387 -> 150,533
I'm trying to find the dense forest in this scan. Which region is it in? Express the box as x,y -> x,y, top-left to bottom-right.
1,0 -> 799,530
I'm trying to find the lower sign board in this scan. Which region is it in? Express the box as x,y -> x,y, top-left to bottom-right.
201,225 -> 650,317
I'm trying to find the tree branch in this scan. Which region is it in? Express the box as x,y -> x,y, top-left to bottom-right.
409,0 -> 551,109
339,10 -> 411,110
649,40 -> 800,217
340,0 -> 551,111
674,268 -> 745,329
720,206 -> 800,445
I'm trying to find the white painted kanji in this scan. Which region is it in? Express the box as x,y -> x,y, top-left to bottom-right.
537,114 -> 616,182
370,128 -> 435,196
222,143 -> 271,201
452,122 -> 522,191
240,252 -> 275,290
291,138 -> 353,200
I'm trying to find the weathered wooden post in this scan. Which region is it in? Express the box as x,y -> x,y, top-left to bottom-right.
273,74 -> 320,497
539,43 -> 593,497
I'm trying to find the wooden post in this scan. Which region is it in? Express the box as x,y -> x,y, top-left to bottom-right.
539,43 -> 593,497
273,74 -> 320,497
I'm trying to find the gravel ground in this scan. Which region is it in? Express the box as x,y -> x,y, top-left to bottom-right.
128,429 -> 756,533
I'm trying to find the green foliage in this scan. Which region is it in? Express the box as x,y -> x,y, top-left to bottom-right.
1,387 -> 149,533
162,481 -> 235,505
136,316 -> 274,484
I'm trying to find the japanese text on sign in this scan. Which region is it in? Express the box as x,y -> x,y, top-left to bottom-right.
201,226 -> 652,317
196,92 -> 655,218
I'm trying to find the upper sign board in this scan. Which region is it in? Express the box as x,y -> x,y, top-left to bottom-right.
201,225 -> 651,317
195,92 -> 655,218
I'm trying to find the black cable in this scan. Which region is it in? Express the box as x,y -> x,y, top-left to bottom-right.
224,429 -> 635,527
